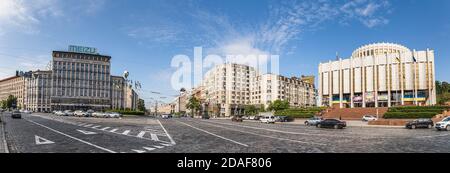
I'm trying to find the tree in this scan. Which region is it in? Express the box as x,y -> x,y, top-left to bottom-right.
267,100 -> 289,111
186,97 -> 201,117
5,95 -> 17,109
244,105 -> 258,116
137,99 -> 145,112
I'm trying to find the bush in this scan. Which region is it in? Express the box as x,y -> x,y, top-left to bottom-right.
274,107 -> 325,119
383,112 -> 437,119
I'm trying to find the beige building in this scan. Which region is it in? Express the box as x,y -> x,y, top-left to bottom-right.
111,75 -> 126,110
24,70 -> 52,112
0,76 -> 25,108
318,43 -> 436,108
251,74 -> 316,109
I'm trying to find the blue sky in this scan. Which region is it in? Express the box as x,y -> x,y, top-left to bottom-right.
0,0 -> 449,104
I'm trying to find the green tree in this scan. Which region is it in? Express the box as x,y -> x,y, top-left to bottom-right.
5,95 -> 17,109
267,100 -> 289,111
186,97 -> 201,117
137,99 -> 146,112
0,100 -> 6,109
244,105 -> 258,116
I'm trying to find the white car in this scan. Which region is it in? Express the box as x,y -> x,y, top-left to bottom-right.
260,115 -> 276,124
74,110 -> 87,117
92,112 -> 107,118
64,110 -> 74,116
55,111 -> 66,116
362,115 -> 378,121
106,112 -> 121,118
435,117 -> 450,131
21,110 -> 32,114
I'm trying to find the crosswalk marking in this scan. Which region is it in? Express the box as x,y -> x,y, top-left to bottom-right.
92,125 -> 101,129
101,127 -> 110,131
110,128 -> 118,132
150,133 -> 159,141
132,149 -> 146,153
78,123 -> 87,126
122,130 -> 131,135
137,131 -> 146,138
84,124 -> 93,127
161,143 -> 173,147
143,147 -> 155,151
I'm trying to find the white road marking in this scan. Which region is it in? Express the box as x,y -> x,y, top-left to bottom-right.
150,133 -> 159,141
137,131 -> 146,138
78,123 -> 87,126
84,124 -> 93,127
143,147 -> 155,151
177,120 -> 248,147
92,125 -> 101,129
196,120 -> 327,146
101,127 -> 110,131
122,130 -> 131,135
132,149 -> 146,153
25,119 -> 116,153
158,120 -> 176,145
77,129 -> 98,135
35,135 -> 55,145
161,143 -> 173,147
153,145 -> 164,149
110,128 -> 118,132
416,133 -> 450,138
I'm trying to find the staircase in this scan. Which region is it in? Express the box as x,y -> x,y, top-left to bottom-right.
322,107 -> 388,120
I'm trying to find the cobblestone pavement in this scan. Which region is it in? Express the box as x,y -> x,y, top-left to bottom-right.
2,113 -> 450,153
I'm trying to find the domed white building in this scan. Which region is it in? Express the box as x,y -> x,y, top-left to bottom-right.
318,43 -> 436,108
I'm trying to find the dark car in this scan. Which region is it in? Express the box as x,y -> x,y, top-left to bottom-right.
202,115 -> 210,119
405,119 -> 434,129
316,119 -> 346,129
11,110 -> 22,119
231,116 -> 243,122
276,116 -> 293,122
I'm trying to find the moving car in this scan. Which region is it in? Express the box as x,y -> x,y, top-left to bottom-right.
260,115 -> 276,124
161,114 -> 172,119
405,119 -> 434,129
231,116 -> 243,122
316,119 -> 347,129
362,115 -> 378,122
305,117 -> 323,126
435,117 -> 450,131
74,110 -> 87,117
11,110 -> 22,119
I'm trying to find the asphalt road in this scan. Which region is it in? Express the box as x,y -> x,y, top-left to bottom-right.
2,112 -> 450,153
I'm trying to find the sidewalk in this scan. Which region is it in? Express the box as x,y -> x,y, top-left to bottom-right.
281,119 -> 404,129
0,114 -> 9,153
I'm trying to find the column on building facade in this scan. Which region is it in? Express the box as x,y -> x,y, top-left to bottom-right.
374,55 -> 378,108
350,57 -> 354,108
413,50 -> 418,106
399,52 -> 405,106
386,53 -> 392,107
328,61 -> 332,107
426,49 -> 432,106
362,65 -> 366,108
339,58 -> 343,108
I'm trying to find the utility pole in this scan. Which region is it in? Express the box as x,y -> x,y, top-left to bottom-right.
155,100 -> 158,116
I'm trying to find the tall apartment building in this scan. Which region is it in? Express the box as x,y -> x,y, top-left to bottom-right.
318,43 -> 436,108
24,70 -> 52,112
0,76 -> 25,108
251,74 -> 316,109
111,75 -> 126,110
202,63 -> 257,117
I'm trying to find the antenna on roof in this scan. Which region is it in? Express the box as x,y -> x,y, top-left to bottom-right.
336,52 -> 339,60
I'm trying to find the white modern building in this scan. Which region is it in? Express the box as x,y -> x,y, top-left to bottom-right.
318,43 -> 436,108
24,70 -> 52,112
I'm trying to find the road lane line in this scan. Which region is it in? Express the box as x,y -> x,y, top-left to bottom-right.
194,120 -> 327,146
176,120 -> 248,147
150,133 -> 159,141
132,149 -> 146,153
110,128 -> 118,132
101,127 -> 110,131
84,124 -> 93,127
24,118 -> 116,153
157,120 -> 176,145
143,147 -> 155,151
122,130 -> 131,135
92,125 -> 101,129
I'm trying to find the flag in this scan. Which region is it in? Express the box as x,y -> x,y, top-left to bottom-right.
412,56 -> 417,62
396,57 -> 401,63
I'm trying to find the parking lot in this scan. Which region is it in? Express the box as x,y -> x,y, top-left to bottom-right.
2,112 -> 450,153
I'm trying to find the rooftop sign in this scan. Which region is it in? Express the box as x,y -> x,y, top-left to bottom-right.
68,45 -> 98,55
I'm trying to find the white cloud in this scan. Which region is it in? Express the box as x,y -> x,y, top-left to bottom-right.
340,0 -> 391,28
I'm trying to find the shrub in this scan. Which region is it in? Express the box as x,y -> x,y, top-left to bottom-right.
383,112 -> 437,119
106,109 -> 145,115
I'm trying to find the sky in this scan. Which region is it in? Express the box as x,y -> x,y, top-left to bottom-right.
0,0 -> 449,104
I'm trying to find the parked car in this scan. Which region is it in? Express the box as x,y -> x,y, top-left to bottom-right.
202,115 -> 210,119
260,115 -> 276,124
11,110 -> 22,119
92,112 -> 106,118
275,116 -> 292,122
249,116 -> 260,120
316,119 -> 347,129
231,116 -> 243,122
405,119 -> 434,129
107,112 -> 122,118
86,110 -> 95,117
55,111 -> 66,116
21,110 -> 32,114
305,117 -> 323,126
161,114 -> 172,119
435,117 -> 450,131
64,110 -> 74,116
362,115 -> 378,121
74,110 -> 87,117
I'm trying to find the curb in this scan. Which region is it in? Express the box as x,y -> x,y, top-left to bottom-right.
0,116 -> 9,153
